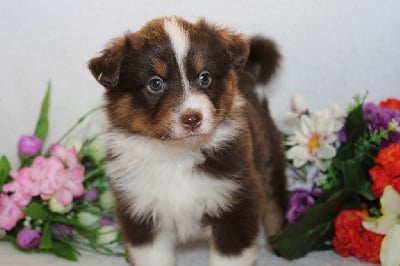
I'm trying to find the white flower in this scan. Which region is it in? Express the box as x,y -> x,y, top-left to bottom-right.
363,186 -> 400,234
286,112 -> 338,171
380,224 -> 400,266
325,104 -> 347,131
290,95 -> 309,115
49,196 -> 73,214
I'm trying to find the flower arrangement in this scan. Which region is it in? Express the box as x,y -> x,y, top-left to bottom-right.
269,95 -> 400,265
2,83 -> 400,266
0,83 -> 125,261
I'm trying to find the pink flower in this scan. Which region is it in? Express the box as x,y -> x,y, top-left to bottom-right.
16,228 -> 41,249
3,146 -> 85,208
50,167 -> 85,206
18,135 -> 42,157
0,194 -> 25,231
50,144 -> 80,168
3,169 -> 32,208
29,157 -> 64,200
3,144 -> 85,219
7,157 -> 64,202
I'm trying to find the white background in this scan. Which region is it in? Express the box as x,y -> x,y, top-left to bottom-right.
1,0 -> 399,166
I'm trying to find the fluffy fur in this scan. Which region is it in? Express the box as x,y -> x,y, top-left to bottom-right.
88,16 -> 287,266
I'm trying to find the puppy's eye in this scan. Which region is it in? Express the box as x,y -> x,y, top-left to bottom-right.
146,76 -> 165,93
198,71 -> 212,88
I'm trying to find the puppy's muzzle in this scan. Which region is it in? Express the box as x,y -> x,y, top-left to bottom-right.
180,110 -> 203,131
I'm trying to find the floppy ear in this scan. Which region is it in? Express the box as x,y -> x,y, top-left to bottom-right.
218,29 -> 250,70
88,36 -> 128,89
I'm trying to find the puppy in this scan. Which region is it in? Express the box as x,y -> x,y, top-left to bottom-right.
88,17 -> 287,266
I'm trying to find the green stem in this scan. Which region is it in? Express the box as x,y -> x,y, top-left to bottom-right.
56,106 -> 103,144
84,167 -> 104,183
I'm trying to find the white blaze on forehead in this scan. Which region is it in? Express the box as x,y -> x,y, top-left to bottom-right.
163,17 -> 190,91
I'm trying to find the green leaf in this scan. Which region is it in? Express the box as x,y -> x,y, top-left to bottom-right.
335,104 -> 368,160
51,215 -> 86,231
39,219 -> 53,249
34,81 -> 51,141
342,159 -> 375,201
268,191 -> 350,259
345,104 -> 368,144
0,155 -> 11,187
51,241 -> 78,261
23,202 -> 48,220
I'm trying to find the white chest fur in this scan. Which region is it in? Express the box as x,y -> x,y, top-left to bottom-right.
105,131 -> 239,242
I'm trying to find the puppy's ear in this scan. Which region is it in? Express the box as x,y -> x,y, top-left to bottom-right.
88,36 -> 128,89
218,30 -> 250,70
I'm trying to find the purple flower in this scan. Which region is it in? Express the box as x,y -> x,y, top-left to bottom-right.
363,102 -> 400,147
18,135 -> 42,157
51,224 -> 73,240
99,216 -> 114,226
84,187 -> 99,202
16,228 -> 41,250
286,188 -> 323,224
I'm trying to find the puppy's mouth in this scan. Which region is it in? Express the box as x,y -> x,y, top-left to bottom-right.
162,131 -> 209,142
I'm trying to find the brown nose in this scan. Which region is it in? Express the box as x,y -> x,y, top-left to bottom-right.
180,112 -> 203,130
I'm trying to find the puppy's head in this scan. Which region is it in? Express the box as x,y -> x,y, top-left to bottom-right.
89,17 -> 248,142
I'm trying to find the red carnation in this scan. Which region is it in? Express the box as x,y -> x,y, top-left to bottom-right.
370,143 -> 400,197
380,98 -> 400,112
333,209 -> 384,264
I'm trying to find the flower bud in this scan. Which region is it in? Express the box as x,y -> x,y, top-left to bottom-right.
49,196 -> 73,214
65,139 -> 83,152
99,216 -> 114,226
99,190 -> 115,210
290,95 -> 309,115
97,225 -> 118,246
16,228 -> 41,250
77,211 -> 100,227
87,138 -> 107,162
84,187 -> 99,203
51,224 -> 73,240
0,229 -> 6,239
18,135 -> 42,157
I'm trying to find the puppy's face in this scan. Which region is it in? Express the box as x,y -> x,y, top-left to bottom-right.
89,17 -> 249,142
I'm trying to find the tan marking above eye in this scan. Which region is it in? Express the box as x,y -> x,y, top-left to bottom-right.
151,58 -> 168,77
193,53 -> 205,75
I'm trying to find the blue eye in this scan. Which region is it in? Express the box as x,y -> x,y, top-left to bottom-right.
198,71 -> 212,88
147,76 -> 165,93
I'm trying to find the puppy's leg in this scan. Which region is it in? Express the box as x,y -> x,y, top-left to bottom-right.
208,198 -> 261,266
263,197 -> 285,237
209,242 -> 258,266
128,231 -> 176,266
117,207 -> 176,266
